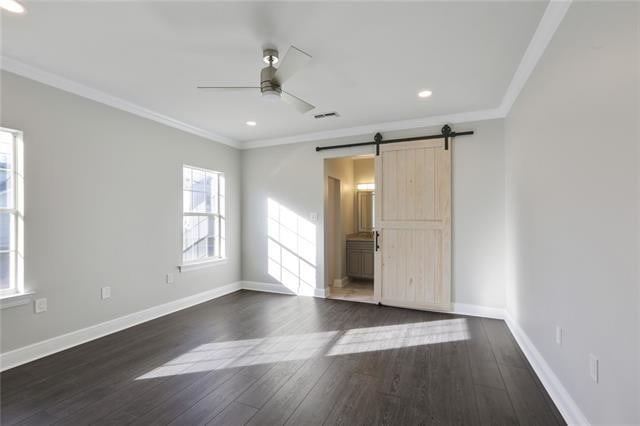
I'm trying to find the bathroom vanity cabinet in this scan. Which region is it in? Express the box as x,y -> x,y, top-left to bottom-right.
346,237 -> 374,280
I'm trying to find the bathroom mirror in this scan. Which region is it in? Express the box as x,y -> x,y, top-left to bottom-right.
357,190 -> 374,232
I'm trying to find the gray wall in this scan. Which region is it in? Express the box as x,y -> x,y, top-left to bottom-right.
242,119 -> 506,308
504,2 -> 639,424
0,71 -> 242,353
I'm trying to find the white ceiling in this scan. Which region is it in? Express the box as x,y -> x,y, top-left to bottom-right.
1,1 -> 548,145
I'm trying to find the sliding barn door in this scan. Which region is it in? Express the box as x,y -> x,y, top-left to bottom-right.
374,139 -> 451,311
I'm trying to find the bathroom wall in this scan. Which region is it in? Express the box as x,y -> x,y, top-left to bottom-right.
324,157 -> 356,286
353,158 -> 374,185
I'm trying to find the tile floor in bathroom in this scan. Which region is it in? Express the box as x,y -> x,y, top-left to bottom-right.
328,279 -> 375,304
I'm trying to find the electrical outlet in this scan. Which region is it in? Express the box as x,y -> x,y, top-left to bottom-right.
589,354 -> 599,383
555,326 -> 562,345
309,212 -> 318,222
166,273 -> 174,284
34,298 -> 47,314
101,286 -> 111,300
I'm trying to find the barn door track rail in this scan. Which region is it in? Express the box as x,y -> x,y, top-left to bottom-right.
315,125 -> 474,154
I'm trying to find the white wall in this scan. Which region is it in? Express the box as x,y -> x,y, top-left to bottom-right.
0,71 -> 242,353
242,119 -> 506,307
504,2 -> 639,424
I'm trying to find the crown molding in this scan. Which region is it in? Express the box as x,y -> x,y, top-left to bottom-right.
498,0 -> 572,116
0,56 -> 240,149
241,108 -> 503,150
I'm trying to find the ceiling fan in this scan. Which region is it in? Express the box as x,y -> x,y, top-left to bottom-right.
197,46 -> 315,114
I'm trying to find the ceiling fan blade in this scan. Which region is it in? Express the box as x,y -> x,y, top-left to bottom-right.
197,86 -> 259,90
282,90 -> 315,114
273,46 -> 311,85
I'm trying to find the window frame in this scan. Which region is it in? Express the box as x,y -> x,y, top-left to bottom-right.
0,127 -> 24,298
181,164 -> 226,267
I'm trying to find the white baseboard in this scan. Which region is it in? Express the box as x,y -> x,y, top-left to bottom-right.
332,277 -> 349,288
504,311 -> 589,426
240,281 -> 296,295
447,303 -> 587,425
240,281 -> 328,298
452,302 -> 506,320
0,281 -> 588,426
314,287 -> 329,298
0,281 -> 242,372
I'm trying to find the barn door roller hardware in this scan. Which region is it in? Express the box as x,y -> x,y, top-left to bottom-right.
315,125 -> 474,154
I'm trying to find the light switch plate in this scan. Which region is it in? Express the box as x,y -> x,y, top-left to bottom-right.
34,298 -> 47,314
555,326 -> 562,345
166,273 -> 174,284
101,286 -> 111,300
309,212 -> 318,222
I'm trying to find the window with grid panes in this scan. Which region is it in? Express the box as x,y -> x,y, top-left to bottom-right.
182,165 -> 225,264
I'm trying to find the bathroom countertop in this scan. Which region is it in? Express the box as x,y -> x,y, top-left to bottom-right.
346,232 -> 374,241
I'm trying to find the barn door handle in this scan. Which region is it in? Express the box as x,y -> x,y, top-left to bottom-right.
375,231 -> 380,251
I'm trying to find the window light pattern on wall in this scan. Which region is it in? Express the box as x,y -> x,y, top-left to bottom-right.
267,198 -> 316,296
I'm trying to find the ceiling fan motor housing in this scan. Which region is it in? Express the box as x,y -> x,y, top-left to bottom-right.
262,48 -> 279,65
260,65 -> 281,100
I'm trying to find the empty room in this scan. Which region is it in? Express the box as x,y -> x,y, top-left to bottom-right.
0,1 -> 638,425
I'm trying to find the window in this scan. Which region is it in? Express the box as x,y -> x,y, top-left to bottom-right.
182,165 -> 225,264
0,128 -> 24,297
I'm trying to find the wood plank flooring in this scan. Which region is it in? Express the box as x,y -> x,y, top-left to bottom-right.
0,291 -> 565,425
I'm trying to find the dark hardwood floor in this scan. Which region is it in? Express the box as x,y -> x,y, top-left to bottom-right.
0,290 -> 565,425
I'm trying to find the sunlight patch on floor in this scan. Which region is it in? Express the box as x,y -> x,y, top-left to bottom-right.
136,331 -> 338,379
136,319 -> 469,379
326,318 -> 469,356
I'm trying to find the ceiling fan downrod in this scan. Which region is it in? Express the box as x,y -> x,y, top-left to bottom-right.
261,49 -> 281,100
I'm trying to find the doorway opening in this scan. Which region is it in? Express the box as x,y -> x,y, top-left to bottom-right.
324,155 -> 375,304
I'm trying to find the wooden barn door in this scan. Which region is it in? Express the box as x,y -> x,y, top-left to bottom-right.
374,139 -> 451,311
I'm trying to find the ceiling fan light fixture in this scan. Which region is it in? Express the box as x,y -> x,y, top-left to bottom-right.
0,0 -> 25,13
418,90 -> 433,98
261,90 -> 281,102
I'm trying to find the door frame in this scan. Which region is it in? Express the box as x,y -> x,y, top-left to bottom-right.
322,152 -> 377,301
324,176 -> 342,289
374,154 -> 382,303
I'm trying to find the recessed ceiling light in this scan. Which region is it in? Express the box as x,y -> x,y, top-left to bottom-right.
246,121 -> 257,126
0,0 -> 25,14
418,90 -> 433,98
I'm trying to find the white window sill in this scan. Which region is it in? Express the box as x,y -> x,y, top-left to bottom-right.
0,291 -> 34,310
179,258 -> 227,272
